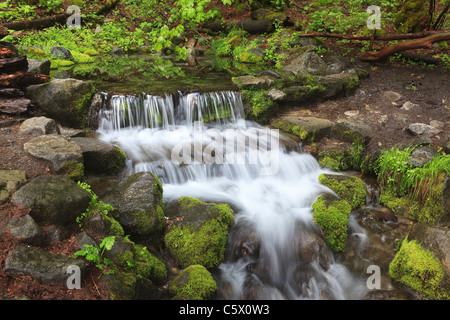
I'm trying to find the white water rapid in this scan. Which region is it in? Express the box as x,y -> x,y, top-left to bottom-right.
97,91 -> 369,300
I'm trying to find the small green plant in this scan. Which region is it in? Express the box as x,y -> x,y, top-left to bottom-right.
376,147 -> 414,196
72,236 -> 116,274
76,181 -> 114,228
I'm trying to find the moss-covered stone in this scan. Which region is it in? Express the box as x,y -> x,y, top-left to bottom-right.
389,238 -> 448,300
57,159 -> 84,181
312,195 -> 352,253
394,0 -> 427,33
318,173 -> 367,210
164,197 -> 234,269
241,89 -> 275,124
168,265 -> 217,300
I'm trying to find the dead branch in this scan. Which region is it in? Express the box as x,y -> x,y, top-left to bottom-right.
292,31 -> 443,41
359,31 -> 450,62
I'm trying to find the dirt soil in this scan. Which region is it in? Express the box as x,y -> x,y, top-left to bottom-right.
274,59 -> 450,156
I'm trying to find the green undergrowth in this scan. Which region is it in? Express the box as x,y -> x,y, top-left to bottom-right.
376,147 -> 449,225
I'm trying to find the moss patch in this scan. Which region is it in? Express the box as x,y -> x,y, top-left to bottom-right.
57,159 -> 84,182
312,195 -> 352,252
318,173 -> 367,210
168,265 -> 217,300
164,197 -> 234,269
389,238 -> 448,300
241,89 -> 275,124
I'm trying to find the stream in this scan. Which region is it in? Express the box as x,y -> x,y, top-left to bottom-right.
96,90 -> 374,300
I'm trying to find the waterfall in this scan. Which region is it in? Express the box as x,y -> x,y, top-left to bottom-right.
97,91 -> 369,300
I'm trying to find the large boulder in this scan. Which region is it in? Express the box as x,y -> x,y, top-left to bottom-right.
164,197 -> 234,269
101,172 -> 165,242
11,175 -> 91,226
25,79 -> 95,128
5,214 -> 43,246
71,137 -> 126,175
4,245 -> 86,287
23,134 -> 84,180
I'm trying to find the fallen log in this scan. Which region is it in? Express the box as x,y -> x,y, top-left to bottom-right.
2,13 -> 71,31
359,32 -> 450,62
1,0 -> 121,31
0,72 -> 50,89
292,31 -> 442,41
0,56 -> 28,74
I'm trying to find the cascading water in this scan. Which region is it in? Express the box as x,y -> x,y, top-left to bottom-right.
97,91 -> 370,300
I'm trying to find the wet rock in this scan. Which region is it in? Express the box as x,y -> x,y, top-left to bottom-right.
75,231 -> 98,250
18,116 -> 60,136
71,137 -> 126,175
296,230 -> 330,270
6,214 -> 43,246
101,172 -> 165,242
326,63 -> 344,75
25,78 -> 95,128
4,245 -> 86,286
101,269 -> 137,300
11,175 -> 91,226
27,58 -> 51,75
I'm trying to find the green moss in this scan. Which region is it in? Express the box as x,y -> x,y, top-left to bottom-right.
318,174 -> 366,210
271,120 -> 312,143
389,238 -> 448,300
164,198 -> 234,269
394,0 -> 427,33
238,50 -> 263,63
104,146 -> 126,175
409,176 -> 446,225
83,48 -> 100,56
57,160 -> 84,181
168,265 -> 217,300
71,85 -> 95,127
72,51 -> 95,64
241,89 -> 274,124
318,150 -> 346,171
51,59 -> 75,68
312,195 -> 352,252
380,190 -> 415,217
360,154 -> 377,176
132,244 -> 168,284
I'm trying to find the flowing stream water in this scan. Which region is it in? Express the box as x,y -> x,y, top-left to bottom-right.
96,90 -> 370,300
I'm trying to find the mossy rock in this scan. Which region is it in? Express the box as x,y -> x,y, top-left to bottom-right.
394,0 -> 427,33
241,89 -> 275,124
101,172 -> 165,243
389,238 -> 449,300
164,197 -> 234,269
105,236 -> 168,285
271,116 -> 333,143
312,194 -> 352,253
168,265 -> 217,300
318,174 -> 367,210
